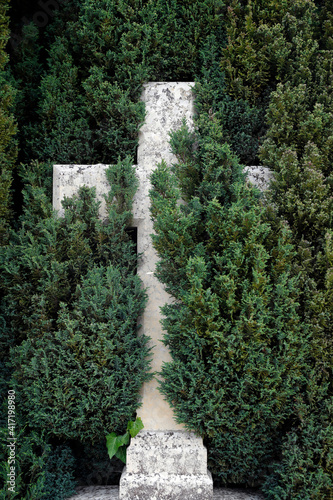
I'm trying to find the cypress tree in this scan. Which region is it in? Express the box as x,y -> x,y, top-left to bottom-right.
213,1 -> 332,494
149,117 -> 308,486
258,2 -> 333,497
0,157 -> 151,497
0,0 -> 17,245
195,33 -> 266,165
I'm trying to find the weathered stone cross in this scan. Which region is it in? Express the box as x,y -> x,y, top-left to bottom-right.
53,82 -> 272,500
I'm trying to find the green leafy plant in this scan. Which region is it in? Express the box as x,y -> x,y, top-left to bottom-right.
106,417 -> 144,464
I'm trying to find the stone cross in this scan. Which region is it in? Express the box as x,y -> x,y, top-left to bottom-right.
53,82 -> 272,500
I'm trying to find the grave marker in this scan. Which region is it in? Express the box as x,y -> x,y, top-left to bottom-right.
53,82 -> 272,500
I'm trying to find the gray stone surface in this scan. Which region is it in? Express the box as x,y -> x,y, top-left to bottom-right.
120,431 -> 213,499
244,166 -> 273,191
53,163 -> 110,218
125,431 -> 208,475
135,82 -> 195,432
137,82 -> 195,169
120,468 -> 213,500
68,485 -> 265,500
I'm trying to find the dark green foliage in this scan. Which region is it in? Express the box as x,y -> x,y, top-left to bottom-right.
257,4 -> 333,492
0,428 -> 77,500
13,263 -> 149,441
263,379 -> 333,500
150,118 -> 308,486
142,0 -> 225,81
218,0 -> 326,164
195,35 -> 267,165
220,0 -> 318,102
0,6 -> 18,475
0,0 -> 17,244
2,0 -> 332,496
0,156 -> 151,497
42,444 -> 77,500
218,0 -> 333,495
8,22 -> 43,164
10,0 -> 225,165
73,440 -> 124,487
214,0 -> 333,495
26,36 -> 93,164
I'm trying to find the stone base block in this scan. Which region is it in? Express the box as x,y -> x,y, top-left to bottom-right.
119,431 -> 213,500
126,430 -> 208,475
119,468 -> 213,500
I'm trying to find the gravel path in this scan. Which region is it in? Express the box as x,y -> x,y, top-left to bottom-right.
68,485 -> 265,500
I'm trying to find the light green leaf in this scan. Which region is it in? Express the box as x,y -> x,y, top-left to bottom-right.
118,431 -> 130,447
115,445 -> 127,463
127,417 -> 144,438
106,431 -> 130,460
106,432 -> 118,460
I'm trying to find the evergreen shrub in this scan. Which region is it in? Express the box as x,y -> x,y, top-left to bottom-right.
217,0 -> 324,165
0,0 -> 17,245
195,34 -> 267,165
9,0 -> 225,165
0,427 -> 77,500
257,2 -> 333,496
219,0 -> 333,495
263,382 -> 333,500
0,157 -> 151,497
12,262 -> 149,441
149,117 -> 308,486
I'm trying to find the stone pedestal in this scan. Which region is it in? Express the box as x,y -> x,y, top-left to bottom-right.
120,431 -> 213,500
